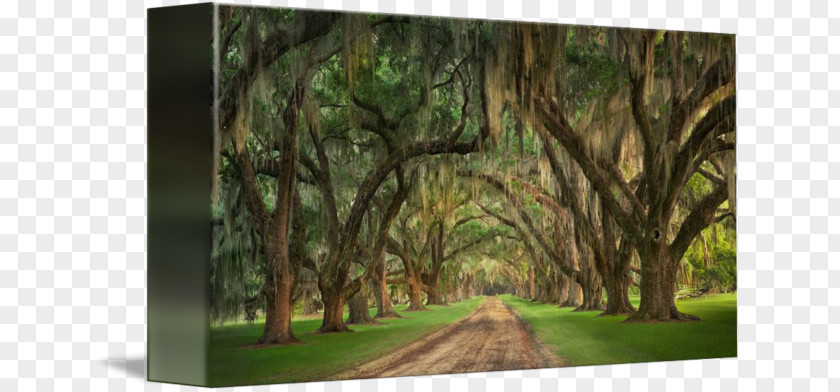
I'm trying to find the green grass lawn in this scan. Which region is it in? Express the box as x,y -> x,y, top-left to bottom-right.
500,293 -> 737,366
208,296 -> 485,386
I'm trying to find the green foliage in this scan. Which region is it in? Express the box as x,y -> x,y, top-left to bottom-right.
214,10 -> 736,333
684,170 -> 713,203
681,222 -> 737,293
564,31 -> 623,109
685,240 -> 736,293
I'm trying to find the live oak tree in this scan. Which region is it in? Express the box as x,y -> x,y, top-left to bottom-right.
387,183 -> 505,307
215,8 -> 342,344
527,29 -> 736,321
296,16 -> 496,332
211,12 -> 737,346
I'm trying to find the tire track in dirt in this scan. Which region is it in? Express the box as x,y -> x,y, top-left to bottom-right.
338,296 -> 564,379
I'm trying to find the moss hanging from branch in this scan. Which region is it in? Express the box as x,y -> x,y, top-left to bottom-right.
342,13 -> 374,97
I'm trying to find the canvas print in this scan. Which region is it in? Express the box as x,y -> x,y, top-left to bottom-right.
207,4 -> 736,387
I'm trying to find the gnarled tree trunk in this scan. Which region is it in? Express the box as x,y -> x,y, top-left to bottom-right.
317,261 -> 352,332
626,241 -> 698,322
527,267 -> 536,300
405,275 -> 427,311
600,242 -> 636,316
257,197 -> 305,345
572,243 -> 604,312
347,282 -> 378,325
372,255 -> 401,318
601,270 -> 634,316
461,273 -> 473,299
258,269 -> 297,344
560,278 -> 582,308
596,203 -> 637,316
555,273 -> 569,305
422,274 -> 446,306
547,275 -> 561,304
424,284 -> 445,305
318,290 -> 348,332
575,275 -> 604,312
301,291 -> 320,316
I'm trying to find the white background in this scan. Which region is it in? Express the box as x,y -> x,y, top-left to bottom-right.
1,0 -> 837,391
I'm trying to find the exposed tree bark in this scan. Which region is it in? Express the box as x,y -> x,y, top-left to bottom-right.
534,281 -> 547,303
599,249 -> 635,315
547,273 -> 561,304
235,75 -> 307,344
540,137 -> 631,315
422,221 -> 447,306
300,287 -> 321,316
558,273 -> 582,308
309,56 -> 486,331
423,280 -> 445,306
555,273 -> 570,306
387,236 -> 428,311
347,281 -> 379,325
527,267 -> 536,300
461,273 -> 474,299
574,248 -> 604,312
368,167 -> 412,319
372,254 -> 402,318
259,265 -> 296,344
406,275 -> 428,311
532,31 -> 735,321
216,9 -> 349,345
318,286 -> 349,332
256,190 -> 308,344
296,267 -> 321,316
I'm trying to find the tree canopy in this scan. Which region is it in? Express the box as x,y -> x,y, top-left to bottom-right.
210,7 -> 736,344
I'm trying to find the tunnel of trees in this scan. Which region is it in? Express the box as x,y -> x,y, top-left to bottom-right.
210,7 -> 736,345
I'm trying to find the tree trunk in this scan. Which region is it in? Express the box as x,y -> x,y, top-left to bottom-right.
423,224 -> 447,306
527,268 -> 536,300
405,275 -> 428,311
318,290 -> 349,332
317,264 -> 351,332
445,281 -> 457,303
389,284 -> 403,304
424,279 -> 446,306
257,271 -> 298,344
461,274 -> 473,299
547,277 -> 560,304
560,278 -> 582,308
626,242 -> 699,322
300,287 -> 320,316
597,200 -> 637,316
575,276 -> 604,312
601,270 -> 635,316
555,274 -> 569,304
574,267 -> 604,312
536,281 -> 549,302
599,244 -> 636,316
253,188 -> 301,344
347,283 -> 379,325
372,258 -> 402,318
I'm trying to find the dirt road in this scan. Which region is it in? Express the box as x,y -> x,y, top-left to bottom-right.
339,296 -> 563,379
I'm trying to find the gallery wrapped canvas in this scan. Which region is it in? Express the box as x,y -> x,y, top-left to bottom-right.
148,2 -> 736,387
